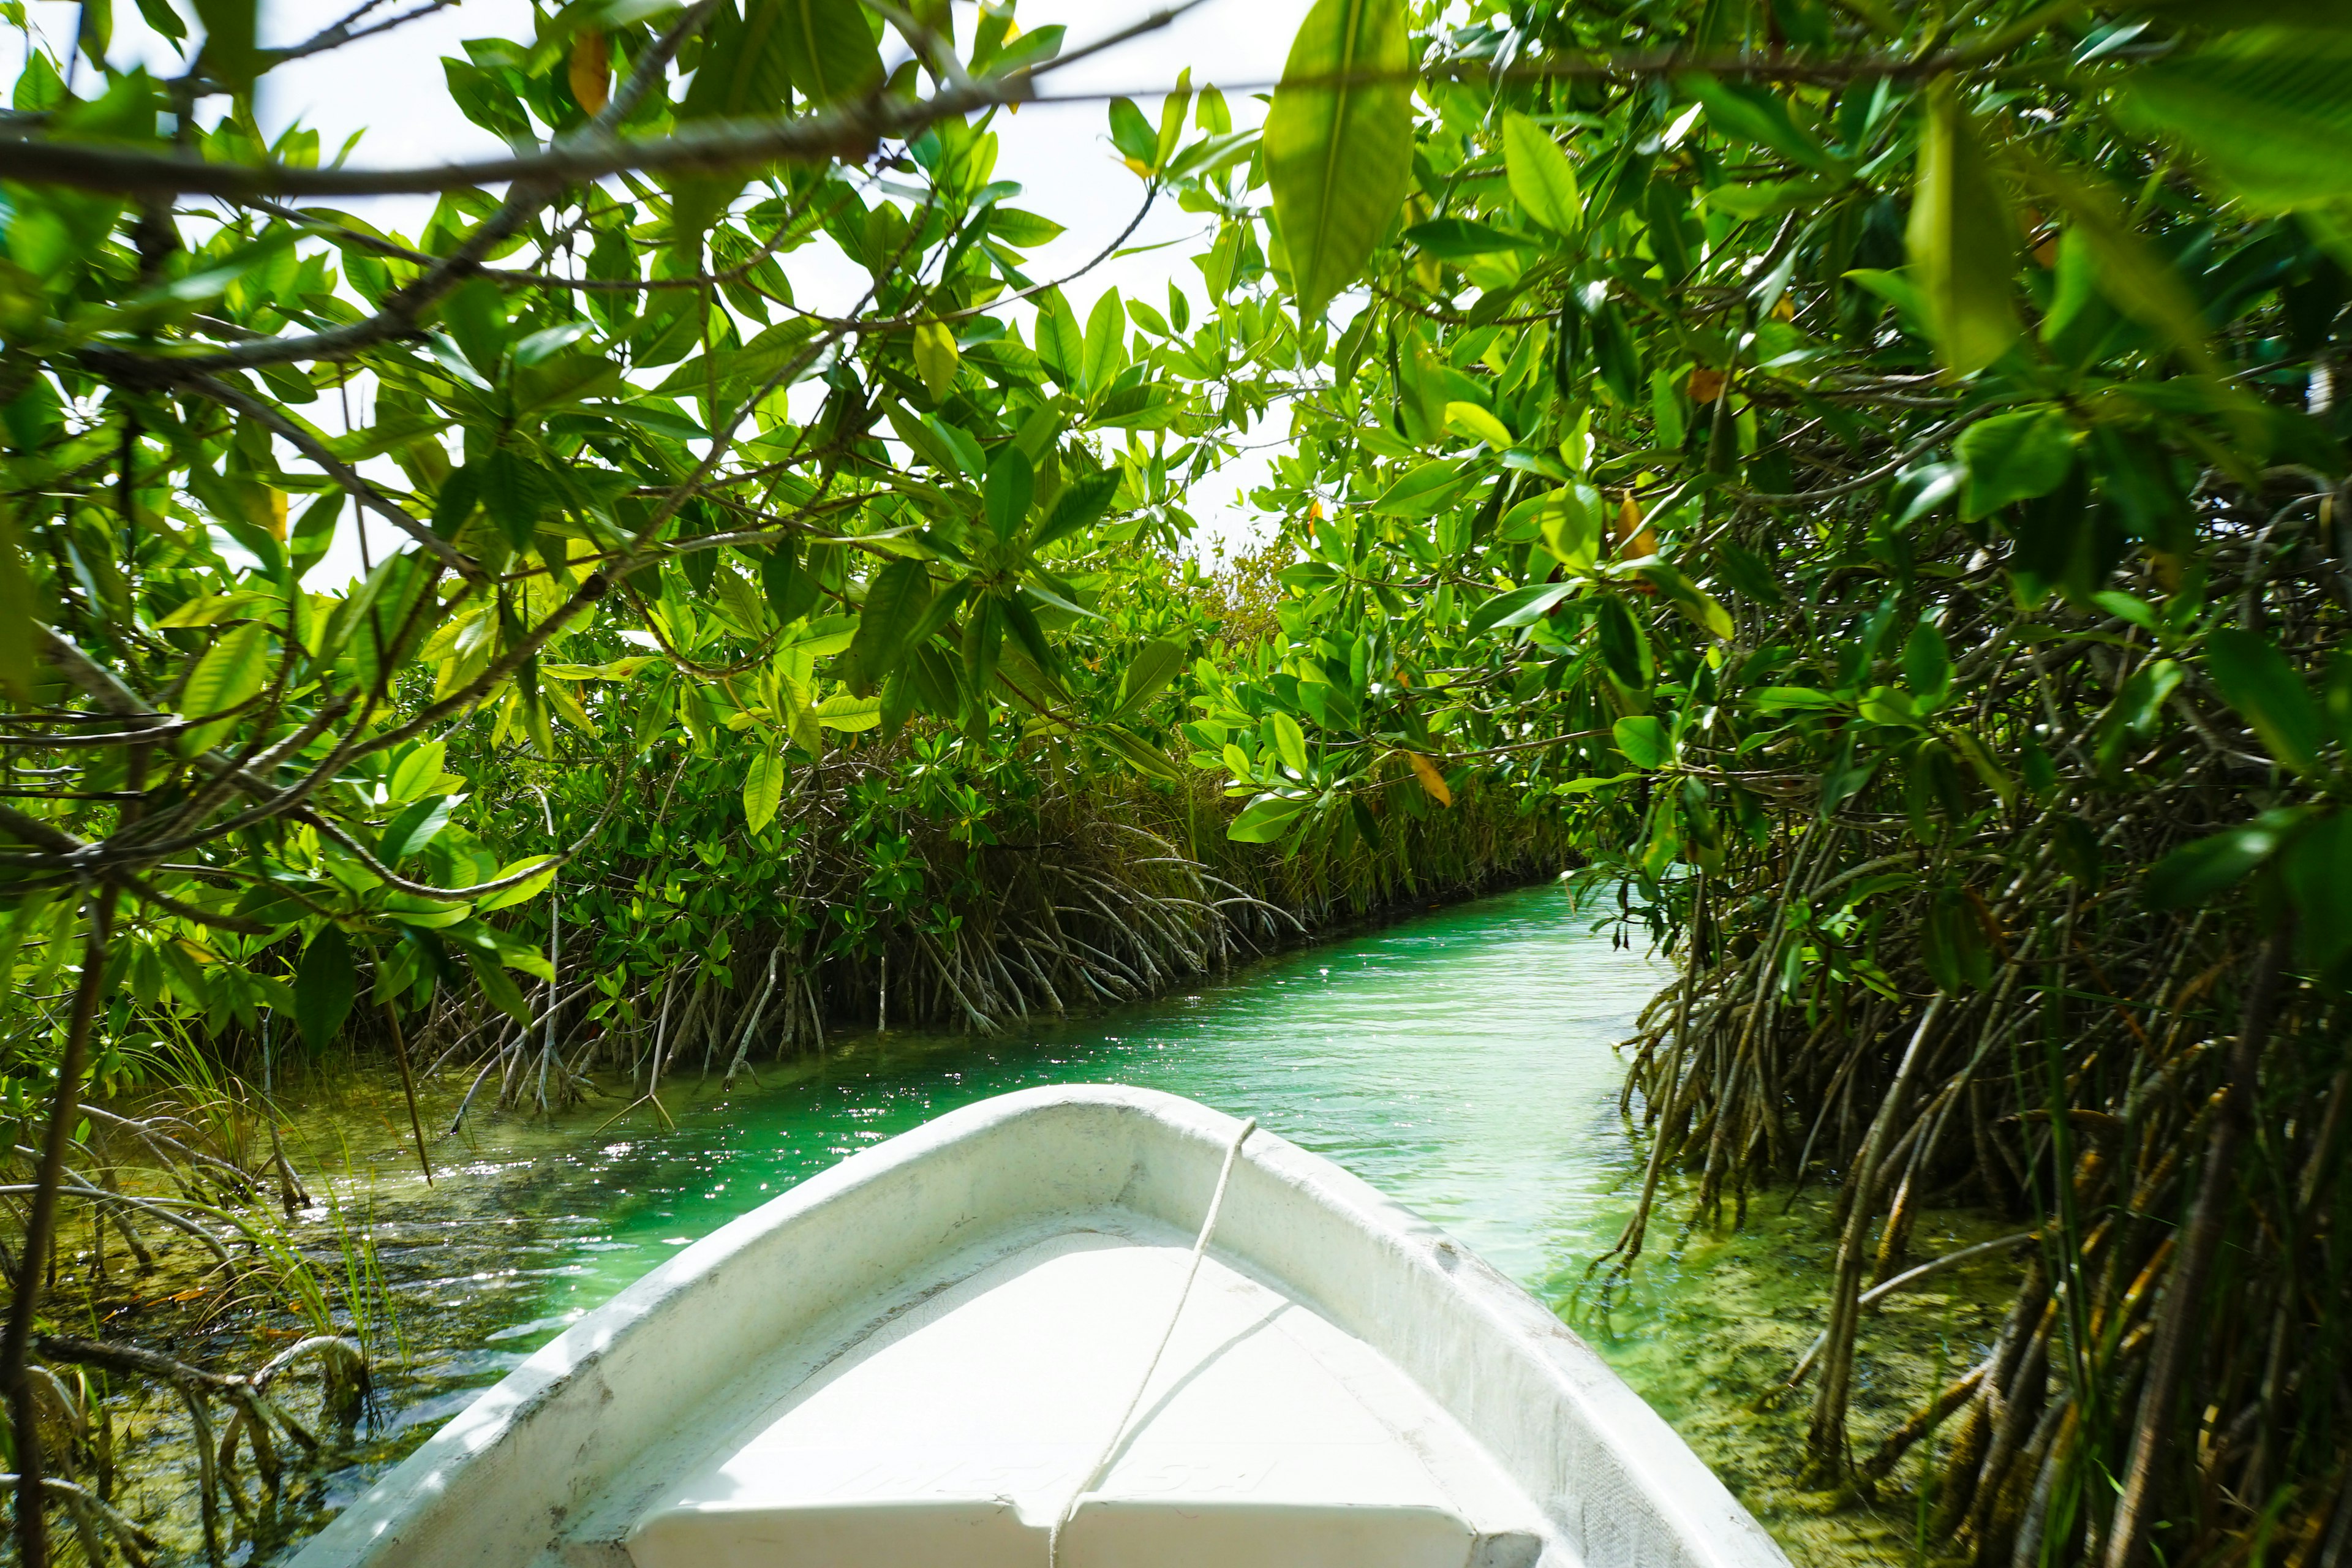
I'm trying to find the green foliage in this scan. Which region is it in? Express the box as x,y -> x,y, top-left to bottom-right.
1263,0 -> 1413,320
6,2 -> 2352,1561
293,925 -> 356,1054
1147,3 -> 2352,1560
0,0 -> 1284,1087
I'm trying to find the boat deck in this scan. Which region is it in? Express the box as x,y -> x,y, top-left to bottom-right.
628,1227 -> 1545,1567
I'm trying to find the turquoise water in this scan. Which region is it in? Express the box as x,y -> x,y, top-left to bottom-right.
229,880 -> 2009,1564
511,879 -> 1664,1305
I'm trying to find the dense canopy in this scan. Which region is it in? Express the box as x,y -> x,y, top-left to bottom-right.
3,0 -> 2351,1564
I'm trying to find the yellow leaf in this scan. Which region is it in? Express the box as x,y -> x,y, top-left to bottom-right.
1444,400 -> 1515,451
570,29 -> 611,115
911,320 -> 960,401
1408,751 -> 1453,807
814,692 -> 883,732
1613,494 -> 1659,559
542,676 -> 600,737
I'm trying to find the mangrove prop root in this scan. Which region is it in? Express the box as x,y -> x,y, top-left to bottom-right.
4,883 -> 118,1568
1599,499 -> 2350,1565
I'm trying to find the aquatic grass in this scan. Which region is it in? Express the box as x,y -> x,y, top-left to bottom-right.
357,734 -> 1577,1124
313,1178 -> 404,1375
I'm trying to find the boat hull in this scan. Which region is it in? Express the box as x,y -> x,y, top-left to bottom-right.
286,1085 -> 1787,1568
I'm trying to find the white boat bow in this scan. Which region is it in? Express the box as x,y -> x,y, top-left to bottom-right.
287,1084 -> 1790,1568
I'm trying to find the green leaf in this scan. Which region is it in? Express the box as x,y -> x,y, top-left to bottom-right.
294,927 -> 356,1055
963,595 -> 1003,698
2208,627 -> 2328,778
742,748 -> 785,832
1109,97 -> 1159,168
467,950 -> 534,1027
504,350 -> 609,424
1904,619 -> 1954,707
984,447 -> 1033,540
1594,595 -> 1654,690
999,590 -> 1056,677
883,404 -> 963,473
193,0 -> 259,88
1502,111 -> 1581,233
1922,886 -> 1992,990
1706,178 -> 1845,221
132,0 -> 186,40
1033,466 -> 1121,549
386,741 -> 451,804
1370,458 -> 1473,516
1467,581 -> 1574,635
1957,405 -> 2076,519
439,278 -> 509,377
777,0 -> 884,102
1157,68 -> 1195,168
847,559 -> 934,684
990,208 -> 1065,248
474,859 -> 560,913
2007,149 -> 2217,372
1844,266 -> 1929,334
2284,810 -> 2352,976
1942,726 -> 2016,805
1264,0 -> 1414,320
1678,73 -> 1847,176
1403,218 -> 1536,259
1036,293 -> 1086,388
924,414 -> 986,477
1228,793 -> 1310,843
1906,75 -> 2019,378
480,447 -> 552,549
681,0 -> 791,119
1096,722 -> 1186,782
2145,808 -> 2305,908
289,488 -> 344,577
1513,484 -> 1602,570
1082,288 -> 1129,396
1268,711 -> 1311,774
2123,29 -> 2352,210
1556,772 -> 1640,795
714,562 -> 769,636
380,794 -> 456,863
666,0 -> 812,247
178,620 -> 271,753
1635,562 -> 1735,641
762,539 -> 823,624
1115,638 -> 1188,718
0,503 -> 34,704
1613,714 -> 1673,770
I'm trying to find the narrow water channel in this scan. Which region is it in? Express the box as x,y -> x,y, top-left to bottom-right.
213,882 -> 2014,1566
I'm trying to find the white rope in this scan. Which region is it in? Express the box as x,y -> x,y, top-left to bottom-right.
1047,1116 -> 1257,1568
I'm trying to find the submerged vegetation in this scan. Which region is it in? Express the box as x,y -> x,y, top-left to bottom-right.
4,0 -> 2352,1561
